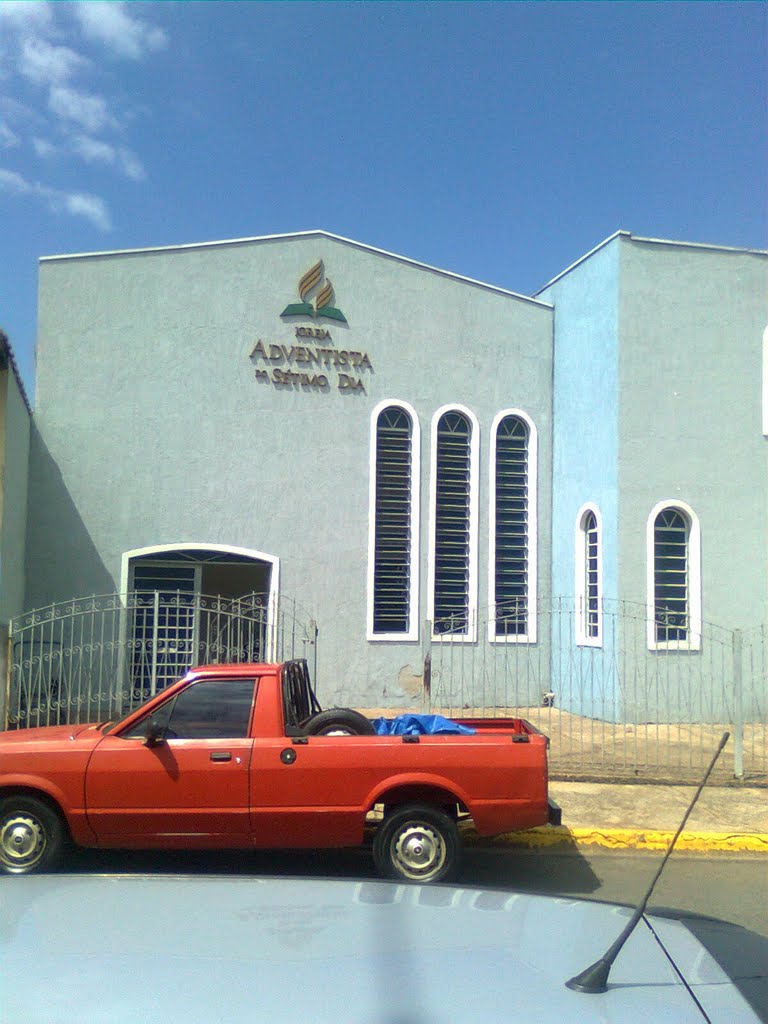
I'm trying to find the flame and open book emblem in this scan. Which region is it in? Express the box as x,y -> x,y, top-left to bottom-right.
281,261 -> 347,323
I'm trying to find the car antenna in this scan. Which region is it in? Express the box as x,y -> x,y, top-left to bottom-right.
565,730 -> 730,995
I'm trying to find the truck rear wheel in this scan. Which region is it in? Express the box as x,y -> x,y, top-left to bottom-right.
0,795 -> 67,875
373,803 -> 461,884
303,708 -> 376,736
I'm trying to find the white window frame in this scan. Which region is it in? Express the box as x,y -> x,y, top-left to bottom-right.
428,404 -> 480,643
366,399 -> 420,642
646,500 -> 701,651
574,503 -> 602,648
488,408 -> 538,644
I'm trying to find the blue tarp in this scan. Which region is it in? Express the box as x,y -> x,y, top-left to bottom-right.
372,714 -> 476,736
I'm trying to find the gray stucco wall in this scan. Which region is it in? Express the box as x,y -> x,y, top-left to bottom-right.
0,368 -> 30,625
617,239 -> 768,631
29,234 -> 554,704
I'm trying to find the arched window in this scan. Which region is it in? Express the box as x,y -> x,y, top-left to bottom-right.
646,501 -> 701,650
489,410 -> 537,642
575,504 -> 601,646
428,406 -> 479,640
367,402 -> 419,640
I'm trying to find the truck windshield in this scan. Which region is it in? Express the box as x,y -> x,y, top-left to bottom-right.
99,684 -> 183,734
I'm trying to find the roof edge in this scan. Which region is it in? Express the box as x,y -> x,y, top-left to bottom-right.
535,230 -> 768,295
39,228 -> 553,309
628,233 -> 768,256
533,231 -> 628,294
0,330 -> 32,415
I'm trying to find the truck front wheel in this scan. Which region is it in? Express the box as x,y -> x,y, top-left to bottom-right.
373,803 -> 461,884
0,795 -> 67,875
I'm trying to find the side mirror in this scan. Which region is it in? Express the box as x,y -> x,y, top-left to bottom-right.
144,718 -> 166,747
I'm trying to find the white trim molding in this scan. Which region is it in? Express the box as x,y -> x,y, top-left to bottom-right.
646,501 -> 701,651
428,404 -> 480,643
762,324 -> 768,437
120,542 -> 281,658
574,503 -> 602,648
41,230 -> 551,307
366,399 -> 421,642
487,409 -> 538,644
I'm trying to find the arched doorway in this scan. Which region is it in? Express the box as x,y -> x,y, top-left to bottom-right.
120,544 -> 279,695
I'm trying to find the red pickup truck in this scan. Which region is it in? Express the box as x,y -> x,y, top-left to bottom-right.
0,660 -> 559,882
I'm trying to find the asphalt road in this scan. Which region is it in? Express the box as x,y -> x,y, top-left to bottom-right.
67,843 -> 768,937
463,847 -> 768,939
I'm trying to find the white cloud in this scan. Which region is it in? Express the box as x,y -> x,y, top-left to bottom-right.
73,2 -> 167,60
19,37 -> 88,86
0,167 -> 32,193
60,191 -> 111,230
0,1 -> 53,32
0,121 -> 20,147
70,134 -> 145,180
71,133 -> 114,163
117,147 -> 144,181
32,136 -> 57,157
0,0 -> 166,224
0,96 -> 44,130
48,85 -> 115,133
0,165 -> 112,229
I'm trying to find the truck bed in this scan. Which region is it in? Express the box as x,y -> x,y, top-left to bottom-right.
452,716 -> 546,739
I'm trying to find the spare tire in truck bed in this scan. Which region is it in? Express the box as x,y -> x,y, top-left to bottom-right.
303,708 -> 376,736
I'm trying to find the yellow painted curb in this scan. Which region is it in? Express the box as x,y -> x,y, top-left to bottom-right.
469,827 -> 768,854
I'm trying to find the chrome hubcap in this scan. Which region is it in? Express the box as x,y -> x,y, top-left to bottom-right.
0,814 -> 45,870
392,824 -> 445,881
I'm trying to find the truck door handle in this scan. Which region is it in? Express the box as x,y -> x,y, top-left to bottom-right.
210,751 -> 232,762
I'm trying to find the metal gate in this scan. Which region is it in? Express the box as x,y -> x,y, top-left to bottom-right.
6,591 -> 318,729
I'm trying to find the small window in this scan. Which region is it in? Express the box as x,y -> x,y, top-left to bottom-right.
428,405 -> 479,640
654,508 -> 689,642
489,409 -> 537,643
368,402 -> 419,640
433,411 -> 472,635
575,505 -> 601,646
647,501 -> 701,650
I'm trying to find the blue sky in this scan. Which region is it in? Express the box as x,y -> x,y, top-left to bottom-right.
0,0 -> 765,399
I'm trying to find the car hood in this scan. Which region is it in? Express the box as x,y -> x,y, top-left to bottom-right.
0,722 -> 102,745
1,875 -> 762,1023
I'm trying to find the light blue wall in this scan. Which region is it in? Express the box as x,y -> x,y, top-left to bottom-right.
538,238 -> 620,719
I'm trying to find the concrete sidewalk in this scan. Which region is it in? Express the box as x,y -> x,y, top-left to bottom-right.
484,782 -> 768,854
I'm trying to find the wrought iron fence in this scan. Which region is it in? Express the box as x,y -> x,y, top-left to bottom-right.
6,591 -> 318,729
5,592 -> 766,784
418,599 -> 766,784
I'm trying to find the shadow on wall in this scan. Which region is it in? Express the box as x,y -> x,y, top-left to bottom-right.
24,423 -> 114,610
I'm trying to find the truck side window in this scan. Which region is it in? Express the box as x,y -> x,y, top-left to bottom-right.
121,678 -> 256,740
165,679 -> 256,739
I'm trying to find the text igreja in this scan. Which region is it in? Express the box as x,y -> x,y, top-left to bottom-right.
249,339 -> 373,371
